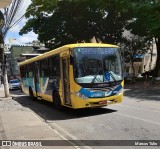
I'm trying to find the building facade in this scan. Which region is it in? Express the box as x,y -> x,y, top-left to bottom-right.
124,40 -> 157,77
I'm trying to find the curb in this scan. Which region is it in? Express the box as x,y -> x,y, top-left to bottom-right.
0,97 -> 12,100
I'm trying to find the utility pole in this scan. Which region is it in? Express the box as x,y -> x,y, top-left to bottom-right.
0,0 -> 25,97
0,38 -> 9,97
0,10 -> 9,97
0,2 -> 43,97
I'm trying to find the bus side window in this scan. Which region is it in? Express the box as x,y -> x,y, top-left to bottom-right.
20,65 -> 28,78
49,55 -> 60,78
40,59 -> 49,77
28,63 -> 33,78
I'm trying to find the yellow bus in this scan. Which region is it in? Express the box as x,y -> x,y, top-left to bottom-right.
19,43 -> 124,110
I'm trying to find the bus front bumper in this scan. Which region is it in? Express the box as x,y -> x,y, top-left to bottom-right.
70,92 -> 123,109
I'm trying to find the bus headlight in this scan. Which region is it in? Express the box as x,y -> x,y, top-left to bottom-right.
116,89 -> 123,96
74,92 -> 88,99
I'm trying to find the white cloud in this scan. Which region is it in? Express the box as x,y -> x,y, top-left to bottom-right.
17,32 -> 38,44
9,17 -> 28,33
5,32 -> 38,45
5,0 -> 40,45
9,24 -> 21,32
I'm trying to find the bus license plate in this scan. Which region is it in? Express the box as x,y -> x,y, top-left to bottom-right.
99,100 -> 107,104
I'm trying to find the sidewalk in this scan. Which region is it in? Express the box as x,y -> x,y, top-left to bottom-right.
0,87 -> 75,148
0,85 -> 12,99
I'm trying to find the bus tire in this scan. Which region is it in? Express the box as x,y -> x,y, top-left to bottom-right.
29,87 -> 36,101
52,91 -> 62,110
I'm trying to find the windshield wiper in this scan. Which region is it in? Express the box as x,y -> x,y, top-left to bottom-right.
107,71 -> 117,85
91,69 -> 103,83
91,75 -> 103,83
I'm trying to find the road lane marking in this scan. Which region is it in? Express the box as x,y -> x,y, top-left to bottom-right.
115,113 -> 160,126
117,105 -> 160,113
24,99 -> 91,149
31,112 -> 82,149
47,121 -> 92,149
48,126 -> 81,149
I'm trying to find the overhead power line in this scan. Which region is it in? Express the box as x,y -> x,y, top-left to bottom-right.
2,0 -> 23,37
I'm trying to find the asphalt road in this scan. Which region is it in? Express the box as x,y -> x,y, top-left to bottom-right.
10,86 -> 160,149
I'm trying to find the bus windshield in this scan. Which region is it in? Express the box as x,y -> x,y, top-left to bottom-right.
73,47 -> 122,84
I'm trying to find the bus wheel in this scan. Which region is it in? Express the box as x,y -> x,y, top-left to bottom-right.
52,92 -> 62,110
29,88 -> 36,100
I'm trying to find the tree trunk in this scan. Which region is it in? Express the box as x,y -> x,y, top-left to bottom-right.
0,37 -> 10,97
131,56 -> 135,83
3,72 -> 9,97
149,41 -> 153,71
154,37 -> 160,77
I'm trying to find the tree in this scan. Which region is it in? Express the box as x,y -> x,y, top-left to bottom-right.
21,0 -> 160,76
20,0 -> 130,49
123,36 -> 152,78
124,0 -> 160,76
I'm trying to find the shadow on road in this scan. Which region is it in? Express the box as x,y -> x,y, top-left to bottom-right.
124,84 -> 160,101
10,89 -> 24,95
12,93 -> 117,121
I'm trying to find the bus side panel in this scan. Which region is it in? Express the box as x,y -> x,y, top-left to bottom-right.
21,77 -> 35,95
40,77 -> 53,102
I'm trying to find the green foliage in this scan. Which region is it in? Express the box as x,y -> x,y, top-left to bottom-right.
123,0 -> 160,76
20,0 -> 160,76
125,0 -> 160,38
123,36 -> 152,62
20,0 -> 130,49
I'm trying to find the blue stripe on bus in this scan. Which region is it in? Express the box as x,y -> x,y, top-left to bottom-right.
79,84 -> 122,98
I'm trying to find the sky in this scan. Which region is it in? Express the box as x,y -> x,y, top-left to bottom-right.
5,0 -> 38,45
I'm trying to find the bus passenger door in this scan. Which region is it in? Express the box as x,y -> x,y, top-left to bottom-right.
62,57 -> 71,105
34,62 -> 41,96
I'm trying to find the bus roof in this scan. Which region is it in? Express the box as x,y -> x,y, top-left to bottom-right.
19,43 -> 119,66
65,43 -> 119,48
